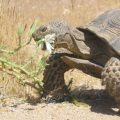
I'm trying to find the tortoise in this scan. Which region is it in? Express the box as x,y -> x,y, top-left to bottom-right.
32,9 -> 120,111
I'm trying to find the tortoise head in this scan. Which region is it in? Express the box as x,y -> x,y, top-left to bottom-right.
32,20 -> 72,51
32,20 -> 70,41
32,20 -> 87,56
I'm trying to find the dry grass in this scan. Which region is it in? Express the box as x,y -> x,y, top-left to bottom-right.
0,0 -> 120,97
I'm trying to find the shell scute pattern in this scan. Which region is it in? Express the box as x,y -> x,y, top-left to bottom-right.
87,9 -> 120,43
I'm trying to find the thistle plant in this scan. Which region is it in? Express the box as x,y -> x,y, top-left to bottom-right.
0,20 -> 54,96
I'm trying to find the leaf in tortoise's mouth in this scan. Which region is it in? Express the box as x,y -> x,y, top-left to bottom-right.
36,33 -> 56,53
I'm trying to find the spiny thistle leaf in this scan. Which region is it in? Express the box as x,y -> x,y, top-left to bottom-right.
29,20 -> 38,37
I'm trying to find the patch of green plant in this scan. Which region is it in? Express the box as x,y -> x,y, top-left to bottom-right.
0,20 -> 53,96
71,97 -> 90,107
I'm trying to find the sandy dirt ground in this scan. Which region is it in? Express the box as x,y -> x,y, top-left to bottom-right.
0,98 -> 120,120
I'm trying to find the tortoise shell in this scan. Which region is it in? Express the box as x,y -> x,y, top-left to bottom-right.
85,9 -> 120,54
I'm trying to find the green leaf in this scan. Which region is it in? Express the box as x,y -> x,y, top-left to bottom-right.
38,56 -> 47,68
29,19 -> 38,37
71,97 -> 89,107
17,26 -> 24,37
36,39 -> 45,46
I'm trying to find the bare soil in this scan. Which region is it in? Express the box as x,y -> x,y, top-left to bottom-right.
0,98 -> 120,120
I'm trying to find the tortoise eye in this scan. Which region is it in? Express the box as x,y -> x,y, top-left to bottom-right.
41,27 -> 47,32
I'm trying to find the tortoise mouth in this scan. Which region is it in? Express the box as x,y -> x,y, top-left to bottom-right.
33,33 -> 56,52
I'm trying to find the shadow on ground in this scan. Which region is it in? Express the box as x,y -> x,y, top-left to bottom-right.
25,84 -> 119,116
72,89 -> 119,116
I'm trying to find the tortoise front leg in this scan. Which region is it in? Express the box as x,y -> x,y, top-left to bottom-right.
101,57 -> 120,113
42,54 -> 70,102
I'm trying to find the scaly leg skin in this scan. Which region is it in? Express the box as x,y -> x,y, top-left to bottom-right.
101,57 -> 120,113
42,53 -> 70,103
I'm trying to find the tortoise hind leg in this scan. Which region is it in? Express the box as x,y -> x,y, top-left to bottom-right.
42,54 -> 70,102
101,57 -> 120,113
